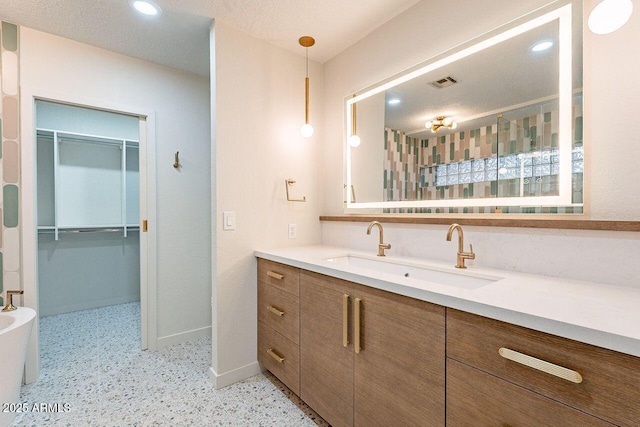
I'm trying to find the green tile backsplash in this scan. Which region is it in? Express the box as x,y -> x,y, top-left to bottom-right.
382,107 -> 583,214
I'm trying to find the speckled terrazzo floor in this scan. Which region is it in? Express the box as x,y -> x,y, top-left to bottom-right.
14,303 -> 329,426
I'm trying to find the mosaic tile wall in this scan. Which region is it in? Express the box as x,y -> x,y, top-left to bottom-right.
383,107 -> 583,214
0,21 -> 21,306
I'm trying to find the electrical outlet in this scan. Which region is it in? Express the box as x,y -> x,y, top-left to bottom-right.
288,223 -> 297,239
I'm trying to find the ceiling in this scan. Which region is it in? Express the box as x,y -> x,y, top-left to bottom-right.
0,0 -> 419,77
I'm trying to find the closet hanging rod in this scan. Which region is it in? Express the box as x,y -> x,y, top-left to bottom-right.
38,227 -> 140,234
37,134 -> 139,149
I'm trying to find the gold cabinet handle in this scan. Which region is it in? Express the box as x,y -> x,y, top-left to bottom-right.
343,294 -> 349,347
266,305 -> 285,317
267,348 -> 284,364
267,271 -> 284,280
499,347 -> 583,384
354,297 -> 362,354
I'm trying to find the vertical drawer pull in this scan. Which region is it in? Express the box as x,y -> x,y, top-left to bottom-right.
267,271 -> 284,280
499,347 -> 583,384
343,294 -> 349,347
354,297 -> 362,354
267,348 -> 285,363
266,305 -> 285,317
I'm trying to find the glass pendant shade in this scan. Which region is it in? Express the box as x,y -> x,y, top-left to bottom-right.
588,0 -> 633,34
300,123 -> 314,138
349,134 -> 361,147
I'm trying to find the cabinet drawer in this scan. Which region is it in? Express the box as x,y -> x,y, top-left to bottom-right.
258,322 -> 300,395
447,309 -> 640,426
257,259 -> 299,297
447,358 -> 614,427
258,280 -> 299,344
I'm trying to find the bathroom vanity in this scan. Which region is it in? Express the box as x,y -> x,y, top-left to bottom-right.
256,246 -> 640,427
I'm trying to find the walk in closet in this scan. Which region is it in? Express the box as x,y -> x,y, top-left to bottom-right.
36,101 -> 141,316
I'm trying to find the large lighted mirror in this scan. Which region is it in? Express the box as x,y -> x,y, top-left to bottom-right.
345,2 -> 582,214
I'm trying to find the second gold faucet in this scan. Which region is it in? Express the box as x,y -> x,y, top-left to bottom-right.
366,221 -> 391,257
446,223 -> 475,268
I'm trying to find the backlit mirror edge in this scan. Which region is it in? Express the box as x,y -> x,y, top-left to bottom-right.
344,2 -> 578,213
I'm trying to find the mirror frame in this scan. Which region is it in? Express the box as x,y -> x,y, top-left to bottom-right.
345,4 -> 575,211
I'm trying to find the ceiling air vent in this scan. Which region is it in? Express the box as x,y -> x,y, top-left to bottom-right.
429,76 -> 458,89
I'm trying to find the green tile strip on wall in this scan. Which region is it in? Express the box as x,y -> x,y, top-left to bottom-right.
0,20 -> 20,309
3,184 -> 19,227
1,21 -> 17,52
575,116 -> 583,142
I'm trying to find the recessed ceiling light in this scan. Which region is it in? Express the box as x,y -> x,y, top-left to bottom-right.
132,0 -> 162,16
588,0 -> 633,34
388,99 -> 401,105
531,41 -> 553,52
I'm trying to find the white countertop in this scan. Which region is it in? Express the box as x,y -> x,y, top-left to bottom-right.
255,245 -> 640,358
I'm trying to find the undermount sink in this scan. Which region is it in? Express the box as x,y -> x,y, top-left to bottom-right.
324,254 -> 501,289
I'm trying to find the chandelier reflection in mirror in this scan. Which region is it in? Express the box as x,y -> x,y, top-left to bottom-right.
425,116 -> 457,133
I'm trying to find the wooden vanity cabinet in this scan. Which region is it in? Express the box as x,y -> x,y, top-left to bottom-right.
257,259 -> 301,394
353,283 -> 445,427
299,270 -> 355,427
447,309 -> 640,426
299,270 -> 446,427
257,258 -> 640,427
447,358 -> 615,426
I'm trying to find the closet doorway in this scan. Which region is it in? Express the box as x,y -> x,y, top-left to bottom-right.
20,90 -> 157,384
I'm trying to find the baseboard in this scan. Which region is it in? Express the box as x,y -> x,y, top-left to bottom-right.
156,325 -> 212,349
209,361 -> 263,389
40,295 -> 140,317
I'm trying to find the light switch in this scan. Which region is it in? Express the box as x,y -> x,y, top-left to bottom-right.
223,211 -> 236,230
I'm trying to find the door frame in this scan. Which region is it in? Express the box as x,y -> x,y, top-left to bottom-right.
20,86 -> 158,383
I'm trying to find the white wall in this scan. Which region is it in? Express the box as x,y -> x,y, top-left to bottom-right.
210,21 -> 323,386
20,27 -> 212,344
38,233 -> 140,316
320,1 -> 640,290
582,0 -> 640,219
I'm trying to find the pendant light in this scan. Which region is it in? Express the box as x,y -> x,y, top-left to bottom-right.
588,0 -> 633,34
348,94 -> 361,147
299,36 -> 315,138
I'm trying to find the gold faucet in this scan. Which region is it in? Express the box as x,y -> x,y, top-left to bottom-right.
367,221 -> 391,256
446,223 -> 475,269
2,290 -> 24,312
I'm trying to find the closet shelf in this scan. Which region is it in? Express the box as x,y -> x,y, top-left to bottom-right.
37,128 -> 139,148
37,127 -> 140,241
37,225 -> 139,235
